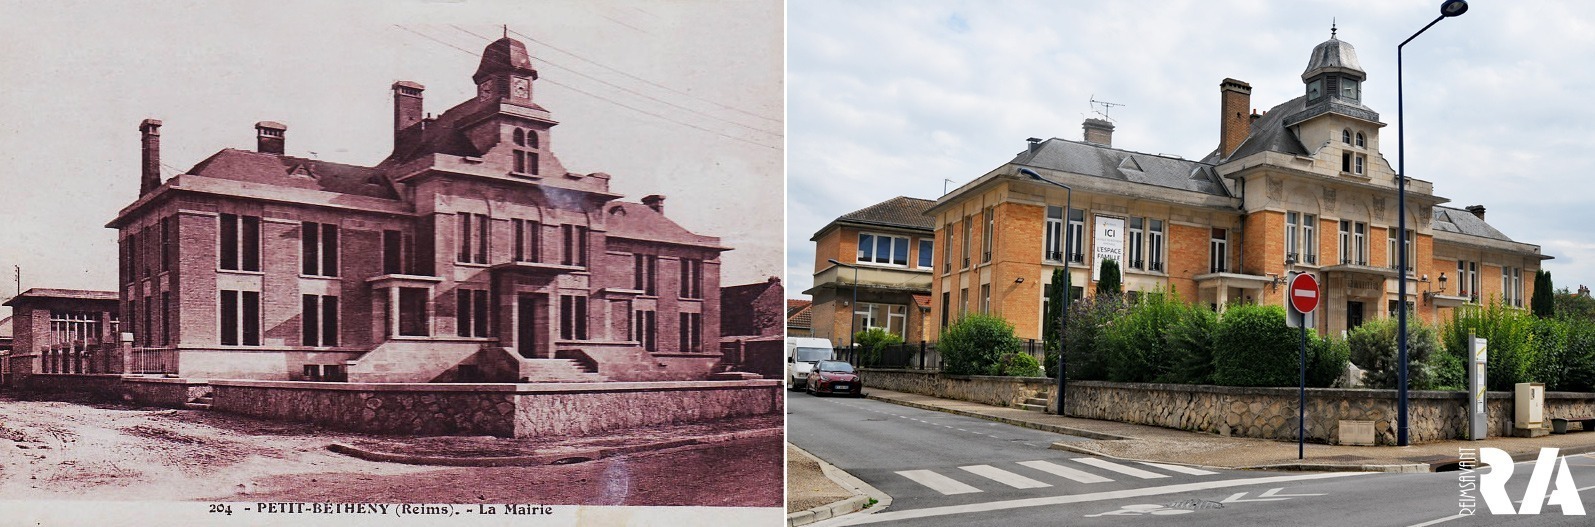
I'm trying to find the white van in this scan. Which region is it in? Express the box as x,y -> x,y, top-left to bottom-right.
785,337 -> 834,390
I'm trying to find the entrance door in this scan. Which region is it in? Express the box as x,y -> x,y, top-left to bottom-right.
1347,301 -> 1365,329
517,295 -> 538,358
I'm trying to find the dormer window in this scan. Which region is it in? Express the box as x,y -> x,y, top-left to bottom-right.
1307,79 -> 1323,101
1355,132 -> 1366,148
509,127 -> 539,177
1341,78 -> 1360,101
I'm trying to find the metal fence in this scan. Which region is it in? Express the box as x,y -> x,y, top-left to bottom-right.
129,348 -> 179,375
833,339 -> 1050,371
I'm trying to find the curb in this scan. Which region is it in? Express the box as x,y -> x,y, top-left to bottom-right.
787,443 -> 891,527
329,426 -> 781,467
866,394 -> 1134,441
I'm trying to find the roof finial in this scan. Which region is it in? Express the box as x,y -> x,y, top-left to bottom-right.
1331,18 -> 1337,39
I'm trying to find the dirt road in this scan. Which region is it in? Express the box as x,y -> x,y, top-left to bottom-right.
0,393 -> 780,506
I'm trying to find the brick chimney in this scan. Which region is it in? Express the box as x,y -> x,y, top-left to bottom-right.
1219,78 -> 1253,159
392,81 -> 425,135
642,195 -> 665,214
139,119 -> 162,196
255,121 -> 286,155
1082,119 -> 1114,147
1465,205 -> 1486,221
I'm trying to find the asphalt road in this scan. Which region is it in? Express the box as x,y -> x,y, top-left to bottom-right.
790,394 -> 1595,527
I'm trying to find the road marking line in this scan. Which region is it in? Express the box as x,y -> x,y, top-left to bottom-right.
1139,461 -> 1217,476
1407,513 -> 1468,527
1072,458 -> 1170,479
896,470 -> 982,495
960,465 -> 1051,489
1017,460 -> 1114,484
835,471 -> 1367,525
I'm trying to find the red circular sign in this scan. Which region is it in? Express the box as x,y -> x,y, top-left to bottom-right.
1289,273 -> 1320,313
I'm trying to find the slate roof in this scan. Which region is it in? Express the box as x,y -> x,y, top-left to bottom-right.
835,196 -> 937,232
1303,37 -> 1365,78
185,149 -> 398,200
1432,206 -> 1513,242
1015,138 -> 1230,197
604,202 -> 727,249
1203,96 -> 1313,164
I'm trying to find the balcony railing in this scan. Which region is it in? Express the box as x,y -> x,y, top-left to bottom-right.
129,348 -> 179,375
1148,261 -> 1164,272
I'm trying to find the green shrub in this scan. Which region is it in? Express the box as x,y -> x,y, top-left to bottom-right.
1213,304 -> 1302,387
1164,303 -> 1219,384
1053,296 -> 1124,380
1558,319 -> 1595,392
1526,317 -> 1574,391
1096,259 -> 1122,298
854,327 -> 903,366
1346,317 -> 1441,389
1310,336 -> 1351,388
1443,302 -> 1536,391
996,351 -> 1044,377
940,313 -> 1023,376
1102,289 -> 1183,382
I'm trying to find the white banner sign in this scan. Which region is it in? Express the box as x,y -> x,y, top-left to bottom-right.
1092,215 -> 1125,281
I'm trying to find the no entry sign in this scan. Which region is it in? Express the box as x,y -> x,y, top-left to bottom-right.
1289,273 -> 1320,314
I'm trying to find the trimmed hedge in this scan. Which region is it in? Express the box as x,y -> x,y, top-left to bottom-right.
940,313 -> 1024,376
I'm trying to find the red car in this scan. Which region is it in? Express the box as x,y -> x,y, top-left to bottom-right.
806,360 -> 862,397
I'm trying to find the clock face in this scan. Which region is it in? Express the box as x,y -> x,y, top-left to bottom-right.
477,82 -> 494,100
511,78 -> 530,99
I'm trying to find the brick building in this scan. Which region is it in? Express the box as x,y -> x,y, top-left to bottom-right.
107,36 -> 728,383
720,277 -> 784,338
806,196 -> 936,348
928,32 -> 1548,342
2,289 -> 121,387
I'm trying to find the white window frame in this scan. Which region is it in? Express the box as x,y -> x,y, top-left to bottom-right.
1286,212 -> 1299,263
1210,228 -> 1228,273
857,232 -> 911,267
854,302 -> 907,337
1067,208 -> 1085,264
1355,154 -> 1366,175
981,207 -> 995,264
1127,217 -> 1145,271
1148,219 -> 1165,272
1044,206 -> 1065,263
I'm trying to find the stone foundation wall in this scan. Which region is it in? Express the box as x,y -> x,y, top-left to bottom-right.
211,379 -> 781,438
860,369 -> 1052,408
120,377 -> 211,407
859,369 -> 1595,445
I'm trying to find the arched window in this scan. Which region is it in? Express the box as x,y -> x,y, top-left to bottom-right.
1355,132 -> 1365,148
512,128 -> 524,146
525,130 -> 538,149
1342,129 -> 1352,144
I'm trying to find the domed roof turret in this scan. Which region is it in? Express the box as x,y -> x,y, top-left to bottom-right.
473,37 -> 538,85
1301,32 -> 1365,81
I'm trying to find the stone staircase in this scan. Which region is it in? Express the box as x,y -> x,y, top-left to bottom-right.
346,340 -> 485,383
185,391 -> 214,411
518,358 -> 606,383
1019,392 -> 1049,412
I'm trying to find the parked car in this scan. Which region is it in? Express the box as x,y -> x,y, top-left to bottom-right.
805,360 -> 861,397
786,337 -> 833,391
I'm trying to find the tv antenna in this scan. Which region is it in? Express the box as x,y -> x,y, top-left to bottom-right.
1090,95 -> 1125,122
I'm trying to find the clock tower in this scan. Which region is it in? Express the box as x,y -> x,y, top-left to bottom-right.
473,36 -> 539,104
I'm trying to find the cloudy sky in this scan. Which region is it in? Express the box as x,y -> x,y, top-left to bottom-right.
788,0 -> 1595,299
0,0 -> 782,318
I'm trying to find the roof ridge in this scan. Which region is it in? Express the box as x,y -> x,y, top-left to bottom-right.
1045,137 -> 1213,166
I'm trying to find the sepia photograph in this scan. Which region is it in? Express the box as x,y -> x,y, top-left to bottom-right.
0,1 -> 784,525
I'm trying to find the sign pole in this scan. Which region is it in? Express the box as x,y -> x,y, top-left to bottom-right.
1299,318 -> 1307,460
1287,272 -> 1319,461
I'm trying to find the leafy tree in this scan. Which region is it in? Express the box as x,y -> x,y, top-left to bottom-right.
940,313 -> 1023,376
1101,289 -> 1182,382
1096,259 -> 1122,298
1346,316 -> 1441,389
1165,301 -> 1219,384
1042,268 -> 1066,353
1553,287 -> 1595,322
1054,296 -> 1123,380
1533,269 -> 1555,318
854,327 -> 903,366
1442,301 -> 1537,391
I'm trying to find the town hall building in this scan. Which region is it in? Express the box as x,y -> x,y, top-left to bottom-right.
108,36 -> 728,383
927,30 -> 1549,342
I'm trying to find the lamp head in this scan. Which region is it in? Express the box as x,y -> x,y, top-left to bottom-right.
1440,0 -> 1468,17
1018,167 -> 1043,180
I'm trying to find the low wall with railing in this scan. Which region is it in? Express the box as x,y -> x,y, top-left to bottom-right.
859,369 -> 1595,445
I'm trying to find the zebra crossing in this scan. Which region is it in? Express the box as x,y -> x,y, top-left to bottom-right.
895,457 -> 1218,495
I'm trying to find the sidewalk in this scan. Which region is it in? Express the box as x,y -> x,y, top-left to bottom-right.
865,388 -> 1595,472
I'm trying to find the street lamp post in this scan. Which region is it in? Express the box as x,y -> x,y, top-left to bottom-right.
1018,167 -> 1071,416
1397,0 -> 1469,447
827,258 -> 860,363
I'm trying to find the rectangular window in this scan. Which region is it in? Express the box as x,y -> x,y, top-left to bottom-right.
301,222 -> 339,276
1342,151 -> 1352,173
219,214 -> 261,271
1286,212 -> 1299,263
680,258 -> 703,299
942,225 -> 953,272
1044,206 -> 1064,262
1068,209 -> 1085,264
143,294 -> 152,349
918,239 -> 933,269
160,216 -> 173,272
561,225 -> 589,267
633,254 -> 657,295
633,309 -> 656,352
220,290 -> 260,346
457,214 -> 488,264
128,299 -> 137,347
959,288 -> 969,317
1148,219 -> 1165,272
383,230 -> 405,274
1354,222 -> 1367,265
858,233 -> 910,266
940,291 -> 950,329
1303,214 -> 1317,265
455,289 -> 490,338
1127,217 -> 1144,270
1387,228 -> 1412,272
961,219 -> 972,268
560,294 -> 588,340
678,312 -> 702,353
981,207 -> 995,264
125,232 -> 136,284
398,287 -> 429,336
1339,220 -> 1351,264
1210,228 -> 1228,273
161,291 -> 171,347
853,302 -> 907,337
512,219 -> 541,263
1503,267 -> 1513,307
980,284 -> 991,314
1355,154 -> 1366,175
302,294 -> 339,347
